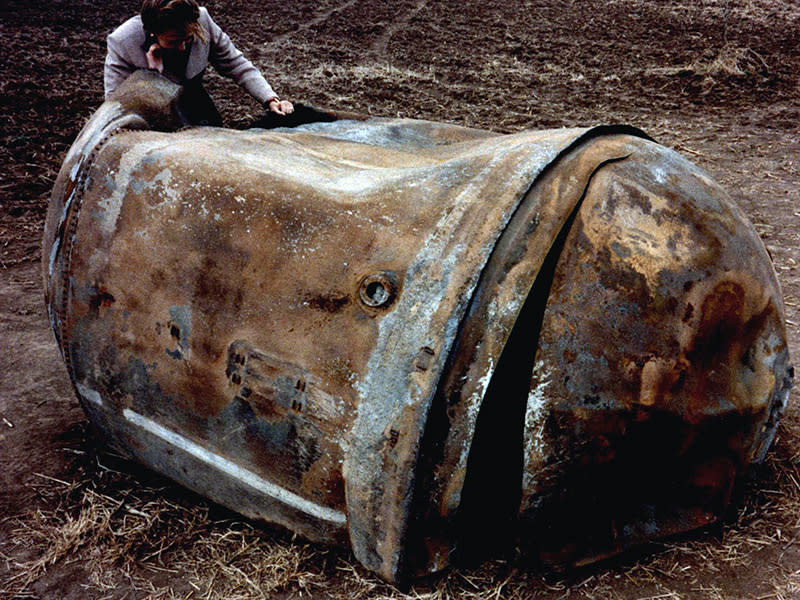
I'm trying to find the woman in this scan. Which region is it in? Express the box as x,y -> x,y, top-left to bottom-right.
104,0 -> 293,125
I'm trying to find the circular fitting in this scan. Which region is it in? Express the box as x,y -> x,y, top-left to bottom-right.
358,272 -> 398,309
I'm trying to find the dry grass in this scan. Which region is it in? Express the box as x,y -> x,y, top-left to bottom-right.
2,0 -> 799,598
2,464 -> 329,599
616,0 -> 800,22
3,416 -> 800,599
303,62 -> 441,89
0,213 -> 44,268
647,44 -> 768,79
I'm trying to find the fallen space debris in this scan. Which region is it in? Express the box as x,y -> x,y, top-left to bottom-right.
43,71 -> 793,585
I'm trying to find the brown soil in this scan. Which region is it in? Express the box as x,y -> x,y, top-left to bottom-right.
2,1 -> 799,598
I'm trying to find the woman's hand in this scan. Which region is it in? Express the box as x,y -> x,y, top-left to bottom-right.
268,98 -> 294,115
146,43 -> 164,72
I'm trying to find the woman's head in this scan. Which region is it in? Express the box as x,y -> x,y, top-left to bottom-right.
140,0 -> 206,43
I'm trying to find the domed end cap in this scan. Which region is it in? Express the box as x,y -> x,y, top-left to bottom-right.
518,136 -> 793,568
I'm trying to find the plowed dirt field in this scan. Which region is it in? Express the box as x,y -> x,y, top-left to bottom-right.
2,1 -> 799,598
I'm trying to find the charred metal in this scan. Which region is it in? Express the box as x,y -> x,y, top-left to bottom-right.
43,71 -> 793,585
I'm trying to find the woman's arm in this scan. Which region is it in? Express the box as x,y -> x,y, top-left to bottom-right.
104,17 -> 149,99
104,33 -> 138,98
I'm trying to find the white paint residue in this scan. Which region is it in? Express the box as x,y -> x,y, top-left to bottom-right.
147,168 -> 182,211
454,357 -> 495,472
64,102 -> 124,178
651,164 -> 667,184
123,409 -> 347,525
97,139 -> 176,237
48,235 -> 61,279
487,294 -> 523,327
76,383 -> 104,407
475,359 -> 495,399
522,363 -> 551,493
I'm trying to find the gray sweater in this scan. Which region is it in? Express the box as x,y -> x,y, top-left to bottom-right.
104,7 -> 278,103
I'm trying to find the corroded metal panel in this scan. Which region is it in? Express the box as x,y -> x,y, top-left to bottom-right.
518,143 -> 793,567
43,70 -> 793,585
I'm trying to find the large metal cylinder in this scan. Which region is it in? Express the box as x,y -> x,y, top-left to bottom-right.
43,71 -> 792,584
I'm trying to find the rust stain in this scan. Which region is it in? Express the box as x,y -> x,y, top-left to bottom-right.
43,71 -> 793,585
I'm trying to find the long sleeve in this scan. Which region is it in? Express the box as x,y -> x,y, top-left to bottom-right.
205,12 -> 277,104
104,10 -> 279,104
104,31 -> 137,98
103,16 -> 149,99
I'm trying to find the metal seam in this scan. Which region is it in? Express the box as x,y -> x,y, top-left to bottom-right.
57,127 -> 132,388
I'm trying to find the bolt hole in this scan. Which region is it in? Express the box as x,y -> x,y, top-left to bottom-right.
366,282 -> 388,305
358,272 -> 398,309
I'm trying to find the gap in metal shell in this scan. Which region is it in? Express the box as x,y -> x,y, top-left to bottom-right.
454,202 -> 583,566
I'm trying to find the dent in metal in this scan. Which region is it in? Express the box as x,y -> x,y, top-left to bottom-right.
43,70 -> 793,585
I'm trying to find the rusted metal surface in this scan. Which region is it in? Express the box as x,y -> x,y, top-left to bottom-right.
43,70 -> 792,585
517,144 -> 793,568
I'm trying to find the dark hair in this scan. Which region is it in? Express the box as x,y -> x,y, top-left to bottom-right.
140,0 -> 205,40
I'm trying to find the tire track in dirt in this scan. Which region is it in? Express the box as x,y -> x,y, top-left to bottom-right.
369,0 -> 429,58
261,0 -> 360,47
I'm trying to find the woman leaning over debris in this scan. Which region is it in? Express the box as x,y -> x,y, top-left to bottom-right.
104,0 -> 294,125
